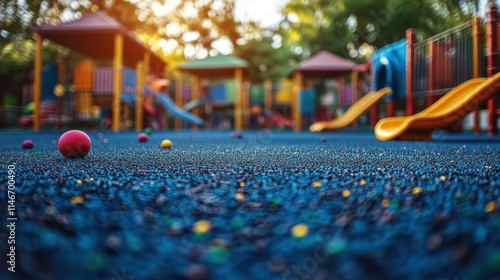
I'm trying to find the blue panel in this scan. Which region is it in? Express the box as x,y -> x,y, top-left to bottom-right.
209,83 -> 227,103
41,63 -> 59,101
300,89 -> 316,114
373,39 -> 406,101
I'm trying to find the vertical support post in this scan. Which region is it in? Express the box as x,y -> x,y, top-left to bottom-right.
191,75 -> 200,130
175,72 -> 183,130
162,65 -> 169,130
370,62 -> 379,126
112,33 -> 123,133
487,4 -> 499,135
351,71 -> 359,128
472,16 -> 482,134
427,40 -> 435,107
264,79 -> 272,129
292,71 -> 303,131
406,28 -> 416,116
135,62 -> 144,132
234,68 -> 243,130
33,34 -> 43,131
241,80 -> 249,129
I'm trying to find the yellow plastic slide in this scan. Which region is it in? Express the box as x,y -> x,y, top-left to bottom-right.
309,88 -> 392,132
375,72 -> 500,141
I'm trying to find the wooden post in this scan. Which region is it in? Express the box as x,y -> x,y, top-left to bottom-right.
33,34 -> 43,131
235,68 -> 243,130
487,4 -> 499,135
292,71 -> 303,131
175,72 -> 183,130
406,28 -> 416,116
135,62 -> 144,132
264,79 -> 272,129
112,33 -> 124,133
191,75 -> 200,130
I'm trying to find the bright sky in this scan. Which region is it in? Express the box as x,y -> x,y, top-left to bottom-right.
234,0 -> 286,28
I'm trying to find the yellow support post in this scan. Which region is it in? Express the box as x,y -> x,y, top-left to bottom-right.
472,17 -> 481,134
112,33 -> 124,133
292,71 -> 303,131
135,62 -> 144,132
143,52 -> 150,80
175,72 -> 183,130
33,34 -> 43,131
234,68 -> 244,130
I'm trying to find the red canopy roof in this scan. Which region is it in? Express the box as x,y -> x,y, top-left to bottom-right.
294,50 -> 358,78
32,11 -> 167,72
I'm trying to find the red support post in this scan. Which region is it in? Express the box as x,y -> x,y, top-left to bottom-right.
387,100 -> 396,117
427,41 -> 435,107
406,29 -> 416,116
487,3 -> 499,135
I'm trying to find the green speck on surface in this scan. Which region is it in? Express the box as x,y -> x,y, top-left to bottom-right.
84,253 -> 105,271
271,197 -> 283,205
389,200 -> 400,211
231,217 -> 245,229
127,236 -> 143,251
208,246 -> 229,263
327,238 -> 347,255
455,195 -> 468,205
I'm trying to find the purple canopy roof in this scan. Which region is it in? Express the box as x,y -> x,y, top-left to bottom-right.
294,50 -> 358,78
32,11 -> 167,72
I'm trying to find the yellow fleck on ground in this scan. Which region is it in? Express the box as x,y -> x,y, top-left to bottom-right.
193,220 -> 211,233
485,201 -> 497,213
440,176 -> 446,181
360,179 -> 367,186
412,187 -> 423,195
239,182 -> 246,187
235,193 -> 245,201
291,224 -> 309,238
70,196 -> 84,205
89,178 -> 94,181
342,190 -> 352,198
382,198 -> 390,207
77,179 -> 83,185
312,181 -> 321,188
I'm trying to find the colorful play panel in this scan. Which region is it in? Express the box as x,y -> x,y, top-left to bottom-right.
1,131 -> 500,280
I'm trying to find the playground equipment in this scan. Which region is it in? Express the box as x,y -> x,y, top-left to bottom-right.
32,11 -> 168,132
375,73 -> 500,140
372,39 -> 406,121
310,88 -> 392,132
367,3 -> 500,141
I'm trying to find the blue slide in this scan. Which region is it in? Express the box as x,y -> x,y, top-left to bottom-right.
151,92 -> 204,126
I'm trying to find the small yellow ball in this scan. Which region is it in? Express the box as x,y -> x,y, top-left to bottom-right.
193,220 -> 211,233
291,224 -> 309,238
161,139 -> 172,149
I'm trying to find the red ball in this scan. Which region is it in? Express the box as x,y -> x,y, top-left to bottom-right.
138,133 -> 148,142
22,140 -> 34,149
58,130 -> 92,158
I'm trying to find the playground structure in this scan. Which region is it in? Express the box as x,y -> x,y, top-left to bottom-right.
292,51 -> 360,131
370,3 -> 500,139
31,11 -> 172,132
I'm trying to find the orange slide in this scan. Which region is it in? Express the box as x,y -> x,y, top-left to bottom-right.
310,88 -> 392,132
375,73 -> 500,141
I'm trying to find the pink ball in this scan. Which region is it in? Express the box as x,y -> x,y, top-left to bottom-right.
138,133 -> 148,142
22,140 -> 34,149
58,130 -> 92,158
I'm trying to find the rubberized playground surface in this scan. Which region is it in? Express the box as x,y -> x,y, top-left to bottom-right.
1,130 -> 500,280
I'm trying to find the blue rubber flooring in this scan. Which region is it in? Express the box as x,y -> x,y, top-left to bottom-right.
0,130 -> 500,280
